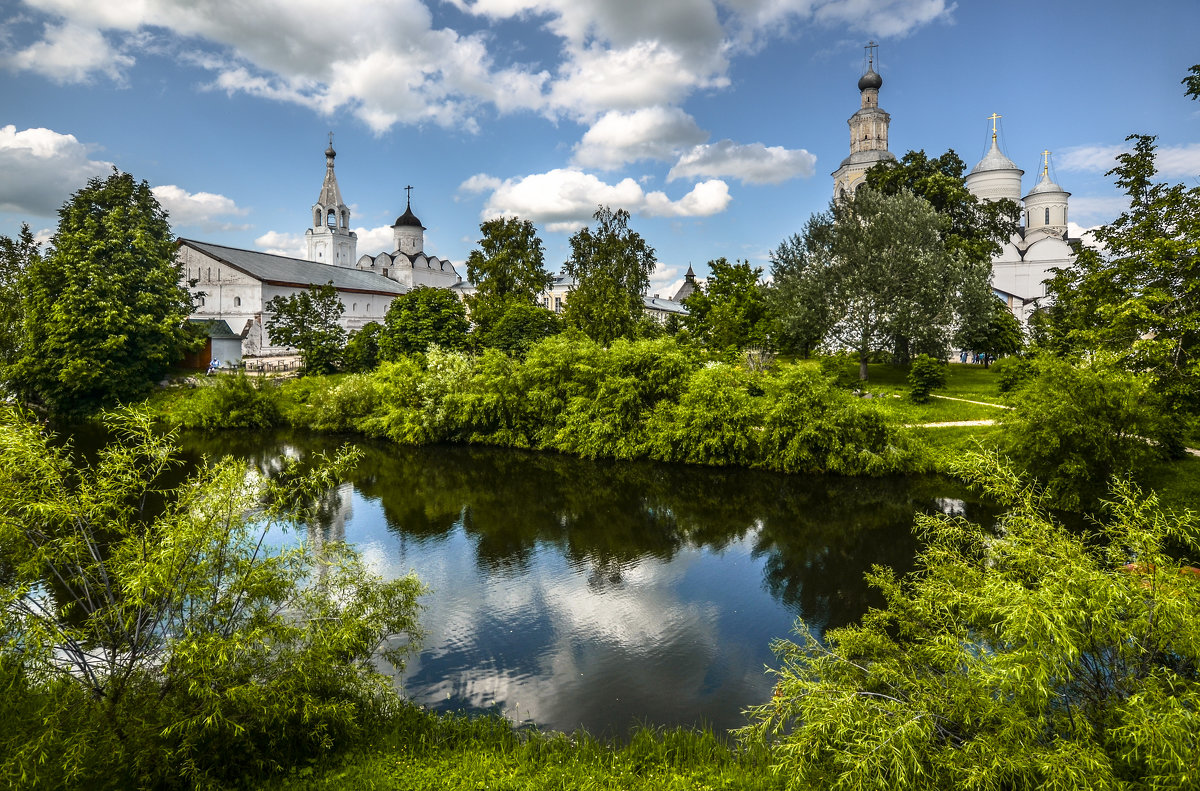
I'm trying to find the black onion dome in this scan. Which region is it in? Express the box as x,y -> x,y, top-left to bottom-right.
325,145 -> 336,159
394,205 -> 423,228
858,68 -> 882,91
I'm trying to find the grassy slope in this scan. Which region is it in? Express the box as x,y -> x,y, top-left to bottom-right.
260,707 -> 784,791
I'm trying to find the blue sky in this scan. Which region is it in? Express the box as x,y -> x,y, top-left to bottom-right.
2,0 -> 1197,296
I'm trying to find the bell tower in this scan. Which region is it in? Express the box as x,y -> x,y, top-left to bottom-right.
831,42 -> 895,199
305,133 -> 357,266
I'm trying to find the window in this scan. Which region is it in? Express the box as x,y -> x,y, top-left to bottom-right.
234,296 -> 241,307
1045,208 -> 1050,224
353,302 -> 357,312
327,209 -> 336,228
555,297 -> 562,313
207,267 -> 211,280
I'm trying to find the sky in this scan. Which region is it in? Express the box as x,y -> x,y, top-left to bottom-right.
1,0 -> 1198,297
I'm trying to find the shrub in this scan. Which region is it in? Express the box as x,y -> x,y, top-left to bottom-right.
343,321 -> 383,372
742,451 -> 1200,791
991,354 -> 1033,393
1000,355 -> 1178,510
646,364 -> 764,466
818,353 -> 860,387
0,407 -> 424,789
169,371 -> 281,429
907,353 -> 947,403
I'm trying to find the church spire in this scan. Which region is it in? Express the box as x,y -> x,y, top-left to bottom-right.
306,133 -> 357,266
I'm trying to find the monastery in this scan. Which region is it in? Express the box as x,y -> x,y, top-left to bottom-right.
833,42 -> 1074,323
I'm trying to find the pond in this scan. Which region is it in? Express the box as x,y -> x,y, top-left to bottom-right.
174,430 -> 998,738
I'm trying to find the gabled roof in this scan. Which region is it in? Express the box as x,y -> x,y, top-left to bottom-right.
180,239 -> 407,296
187,318 -> 242,339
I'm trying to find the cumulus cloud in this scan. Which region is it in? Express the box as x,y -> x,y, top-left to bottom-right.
0,124 -> 113,215
1068,195 -> 1129,226
1060,142 -> 1200,180
255,224 -> 397,259
668,140 -> 817,184
2,20 -> 133,83
151,185 -> 248,231
466,168 -> 731,232
6,0 -> 953,133
572,107 -> 708,170
1057,144 -> 1125,174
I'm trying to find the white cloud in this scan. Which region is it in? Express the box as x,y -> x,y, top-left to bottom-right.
355,225 -> 397,254
151,185 -> 248,231
668,140 -> 817,184
254,230 -> 306,258
0,125 -> 113,215
469,168 -> 731,232
2,20 -> 133,83
1068,195 -> 1128,226
572,107 -> 707,170
648,262 -> 684,298
6,0 -> 952,133
1059,142 -> 1200,180
1066,222 -> 1102,250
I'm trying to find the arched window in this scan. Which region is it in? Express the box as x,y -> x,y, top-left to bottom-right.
314,209 -> 321,227
327,209 -> 337,228
207,267 -> 211,280
234,296 -> 241,307
352,302 -> 357,312
1045,208 -> 1050,225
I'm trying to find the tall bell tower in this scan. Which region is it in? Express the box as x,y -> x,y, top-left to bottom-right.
831,42 -> 896,199
305,134 -> 357,266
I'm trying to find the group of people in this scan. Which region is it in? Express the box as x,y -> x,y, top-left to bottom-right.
958,351 -> 992,365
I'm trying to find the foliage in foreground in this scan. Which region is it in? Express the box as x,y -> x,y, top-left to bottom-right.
742,452 -> 1200,791
264,706 -> 784,791
0,407 -> 424,790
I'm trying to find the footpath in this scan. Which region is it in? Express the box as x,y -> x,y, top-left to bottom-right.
905,395 -> 1200,457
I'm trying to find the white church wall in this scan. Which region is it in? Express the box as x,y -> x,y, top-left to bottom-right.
178,246 -> 262,325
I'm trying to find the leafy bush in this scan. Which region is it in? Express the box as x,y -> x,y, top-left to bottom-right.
991,354 -> 1033,393
760,366 -> 908,475
646,364 -> 764,466
907,353 -> 947,403
818,352 -> 861,387
282,373 -> 387,434
0,407 -> 424,789
742,451 -> 1200,790
343,321 -> 383,372
168,370 -> 281,429
1000,355 -> 1177,510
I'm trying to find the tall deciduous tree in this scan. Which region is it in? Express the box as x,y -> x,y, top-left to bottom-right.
562,206 -> 656,345
0,223 -> 39,373
823,188 -> 960,380
865,149 -> 1015,359
380,285 -> 469,359
683,257 -> 772,351
265,282 -> 346,375
8,171 -> 191,415
1045,133 -> 1200,410
954,295 -> 1023,365
465,217 -> 552,328
766,218 -> 836,358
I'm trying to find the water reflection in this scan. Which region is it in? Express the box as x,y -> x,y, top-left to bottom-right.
178,430 -> 998,735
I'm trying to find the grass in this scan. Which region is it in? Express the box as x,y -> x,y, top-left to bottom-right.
259,706 -> 784,791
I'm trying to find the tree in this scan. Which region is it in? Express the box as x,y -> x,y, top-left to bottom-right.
0,407 -> 424,788
7,171 -> 191,415
379,285 -> 469,359
1044,133 -> 1200,411
0,223 -> 39,374
823,188 -> 961,380
465,216 -> 552,334
865,149 -> 1016,360
265,282 -> 346,375
343,321 -> 383,372
743,450 -> 1200,790
474,300 -> 561,356
954,295 -> 1024,366
562,206 -> 656,345
766,220 -> 835,358
682,258 -> 773,351
1184,63 -> 1200,100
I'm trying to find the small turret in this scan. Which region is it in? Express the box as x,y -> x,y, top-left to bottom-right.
306,133 -> 357,266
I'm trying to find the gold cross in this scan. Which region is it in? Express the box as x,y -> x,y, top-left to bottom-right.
1042,149 -> 1051,176
988,113 -> 1002,142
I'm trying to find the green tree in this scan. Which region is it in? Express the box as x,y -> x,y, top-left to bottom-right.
343,321 -> 383,372
1183,63 -> 1200,100
474,300 -> 561,356
0,407 -> 424,788
907,353 -> 947,403
865,149 -> 1015,360
743,451 -> 1200,790
8,171 -> 191,415
465,216 -> 552,335
683,258 -> 772,351
766,220 -> 835,358
823,188 -> 961,380
955,295 -> 1024,366
0,223 -> 39,373
1045,133 -> 1200,410
380,285 -> 469,359
1001,355 -> 1177,510
265,282 -> 346,375
562,206 -> 656,345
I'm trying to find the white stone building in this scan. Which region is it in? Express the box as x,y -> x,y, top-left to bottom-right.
831,42 -> 896,199
179,142 -> 464,363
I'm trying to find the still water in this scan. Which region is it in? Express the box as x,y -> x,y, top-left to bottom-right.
177,430 -> 997,737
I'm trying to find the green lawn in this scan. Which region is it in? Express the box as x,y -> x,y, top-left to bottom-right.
260,707 -> 783,791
